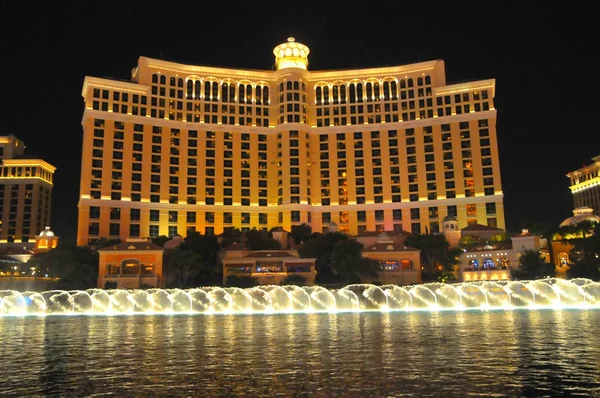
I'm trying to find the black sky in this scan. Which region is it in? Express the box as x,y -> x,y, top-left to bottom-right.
1,1 -> 597,245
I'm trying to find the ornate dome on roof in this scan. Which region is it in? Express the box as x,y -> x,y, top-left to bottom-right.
442,215 -> 457,222
560,207 -> 600,228
273,37 -> 310,70
38,226 -> 55,237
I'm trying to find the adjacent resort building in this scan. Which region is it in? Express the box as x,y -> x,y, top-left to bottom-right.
77,38 -> 504,248
0,135 -> 56,249
567,155 -> 600,217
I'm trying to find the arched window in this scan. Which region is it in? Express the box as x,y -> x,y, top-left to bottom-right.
391,81 -> 398,99
170,77 -> 176,86
366,83 -> 373,100
417,77 -> 424,86
245,84 -> 252,102
302,82 -> 306,92
557,253 -> 569,270
383,82 -> 390,100
400,79 -> 406,89
186,80 -> 193,98
483,259 -> 494,269
177,78 -> 183,88
286,81 -> 293,90
425,75 -> 431,85
315,86 -> 322,104
152,74 -> 158,84
255,86 -> 262,105
356,83 -> 363,102
332,85 -> 339,104
194,81 -> 201,98
400,259 -> 413,270
239,84 -> 245,103
205,81 -> 211,100
293,81 -> 299,90
160,75 -> 166,85
469,259 -> 479,270
121,259 -> 140,275
279,82 -> 284,92
374,82 -> 380,100
340,85 -> 347,103
323,86 -> 329,105
407,78 -> 414,88
212,82 -> 219,100
384,260 -> 398,271
229,84 -> 235,103
263,86 -> 269,104
222,83 -> 229,102
349,83 -> 356,103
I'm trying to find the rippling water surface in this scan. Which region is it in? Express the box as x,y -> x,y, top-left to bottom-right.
1,310 -> 599,397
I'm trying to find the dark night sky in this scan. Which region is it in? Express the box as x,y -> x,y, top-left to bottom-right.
1,1 -> 597,245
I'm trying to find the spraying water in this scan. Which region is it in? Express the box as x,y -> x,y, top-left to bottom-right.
1,278 -> 598,316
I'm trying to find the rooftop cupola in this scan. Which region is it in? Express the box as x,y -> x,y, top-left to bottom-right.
273,37 -> 310,70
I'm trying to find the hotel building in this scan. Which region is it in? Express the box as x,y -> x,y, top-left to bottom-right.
567,155 -> 600,217
77,38 -> 504,246
0,135 -> 55,249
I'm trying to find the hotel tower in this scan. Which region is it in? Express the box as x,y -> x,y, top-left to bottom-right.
567,155 -> 600,217
0,135 -> 55,248
77,38 -> 504,245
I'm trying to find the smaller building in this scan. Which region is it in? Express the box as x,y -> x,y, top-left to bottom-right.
33,226 -> 59,253
357,231 -> 421,285
97,238 -> 164,289
459,229 -> 548,282
0,226 -> 60,291
552,206 -> 600,275
221,249 -> 316,286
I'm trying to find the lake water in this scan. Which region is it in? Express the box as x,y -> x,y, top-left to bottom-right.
1,310 -> 599,397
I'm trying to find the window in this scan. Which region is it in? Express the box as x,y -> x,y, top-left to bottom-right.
410,208 -> 420,220
291,211 -> 300,222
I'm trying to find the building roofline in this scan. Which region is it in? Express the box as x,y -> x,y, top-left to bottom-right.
82,76 -> 150,98
1,159 -> 56,172
139,57 -> 276,80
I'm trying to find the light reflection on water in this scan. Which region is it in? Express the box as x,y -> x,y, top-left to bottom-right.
0,310 -> 599,397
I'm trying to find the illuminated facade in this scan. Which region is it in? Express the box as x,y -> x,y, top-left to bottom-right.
97,239 -> 164,289
0,135 -> 55,249
221,250 -> 316,286
77,38 -> 504,246
567,155 -> 600,217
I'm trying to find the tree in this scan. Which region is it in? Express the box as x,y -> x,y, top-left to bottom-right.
175,231 -> 221,286
251,238 -> 281,251
298,232 -> 349,283
219,227 -> 243,249
511,249 -> 555,280
330,239 -> 379,283
151,235 -> 170,248
566,257 -> 600,280
290,223 -> 312,244
95,237 -> 123,249
404,234 -> 450,274
164,248 -> 203,288
28,245 -> 99,290
225,275 -> 259,288
281,274 -> 307,286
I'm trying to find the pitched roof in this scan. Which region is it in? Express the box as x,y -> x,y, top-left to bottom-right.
0,247 -> 34,255
97,241 -> 163,251
361,243 -> 421,252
